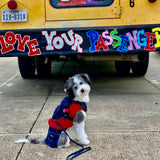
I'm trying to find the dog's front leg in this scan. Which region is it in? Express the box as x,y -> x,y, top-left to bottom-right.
73,110 -> 90,145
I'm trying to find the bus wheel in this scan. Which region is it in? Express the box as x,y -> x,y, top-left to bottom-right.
115,61 -> 131,76
36,56 -> 51,77
131,52 -> 149,76
18,56 -> 36,79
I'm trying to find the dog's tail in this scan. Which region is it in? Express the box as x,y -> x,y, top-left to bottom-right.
15,139 -> 44,144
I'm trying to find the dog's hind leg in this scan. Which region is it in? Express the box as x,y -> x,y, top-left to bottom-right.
64,130 -> 70,148
57,131 -> 70,148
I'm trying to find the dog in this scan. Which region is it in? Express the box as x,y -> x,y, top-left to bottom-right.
15,73 -> 91,148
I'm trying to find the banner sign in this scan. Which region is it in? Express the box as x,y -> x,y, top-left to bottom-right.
0,24 -> 160,57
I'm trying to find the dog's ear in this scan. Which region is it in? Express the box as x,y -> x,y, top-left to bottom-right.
64,77 -> 75,98
64,77 -> 73,93
80,73 -> 91,85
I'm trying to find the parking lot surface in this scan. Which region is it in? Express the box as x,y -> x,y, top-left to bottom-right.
0,53 -> 160,160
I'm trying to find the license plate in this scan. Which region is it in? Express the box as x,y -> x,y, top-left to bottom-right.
1,9 -> 27,22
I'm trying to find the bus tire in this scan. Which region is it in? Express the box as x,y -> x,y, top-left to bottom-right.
36,56 -> 51,77
131,52 -> 149,77
115,61 -> 131,76
18,56 -> 36,79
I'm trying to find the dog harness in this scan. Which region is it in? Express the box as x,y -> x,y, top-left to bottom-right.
45,96 -> 87,148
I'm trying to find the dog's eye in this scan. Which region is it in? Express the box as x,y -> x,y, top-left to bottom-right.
80,82 -> 83,85
74,86 -> 78,90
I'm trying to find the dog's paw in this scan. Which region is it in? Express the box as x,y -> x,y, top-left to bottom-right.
58,142 -> 70,148
64,143 -> 70,148
84,134 -> 88,139
81,139 -> 90,145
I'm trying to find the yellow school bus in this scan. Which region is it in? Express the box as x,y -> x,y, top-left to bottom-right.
0,0 -> 160,78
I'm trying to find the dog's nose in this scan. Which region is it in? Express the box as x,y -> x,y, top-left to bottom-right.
81,89 -> 85,93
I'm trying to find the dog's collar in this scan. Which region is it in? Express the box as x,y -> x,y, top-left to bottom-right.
72,100 -> 85,105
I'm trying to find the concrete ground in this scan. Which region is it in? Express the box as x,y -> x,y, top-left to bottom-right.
0,53 -> 160,160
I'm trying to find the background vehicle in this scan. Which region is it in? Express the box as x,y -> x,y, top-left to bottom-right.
0,0 -> 159,78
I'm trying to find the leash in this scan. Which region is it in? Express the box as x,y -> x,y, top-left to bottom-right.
54,120 -> 92,160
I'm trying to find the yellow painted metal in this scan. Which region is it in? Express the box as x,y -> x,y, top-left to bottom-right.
45,0 -> 120,21
0,0 -> 160,30
0,0 -> 45,29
